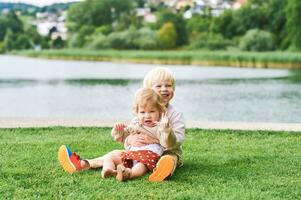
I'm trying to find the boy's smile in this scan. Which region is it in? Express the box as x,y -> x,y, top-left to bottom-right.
152,81 -> 174,104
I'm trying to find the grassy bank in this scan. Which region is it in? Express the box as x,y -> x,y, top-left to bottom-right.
12,49 -> 301,69
1,127 -> 300,199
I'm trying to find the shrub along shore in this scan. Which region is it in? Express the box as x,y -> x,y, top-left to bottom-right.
13,49 -> 301,69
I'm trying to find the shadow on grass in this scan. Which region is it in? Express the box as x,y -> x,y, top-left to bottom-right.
173,156 -> 265,182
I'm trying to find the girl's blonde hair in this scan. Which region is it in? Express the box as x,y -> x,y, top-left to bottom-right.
133,88 -> 166,114
143,67 -> 176,90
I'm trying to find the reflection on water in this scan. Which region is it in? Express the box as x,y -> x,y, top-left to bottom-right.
0,55 -> 301,123
66,79 -> 140,86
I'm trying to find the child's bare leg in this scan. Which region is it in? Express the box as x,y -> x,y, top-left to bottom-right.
101,150 -> 123,178
83,156 -> 104,169
78,160 -> 91,170
129,162 -> 148,179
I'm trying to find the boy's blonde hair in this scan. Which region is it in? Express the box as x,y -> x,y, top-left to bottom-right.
143,67 -> 176,90
133,88 -> 166,114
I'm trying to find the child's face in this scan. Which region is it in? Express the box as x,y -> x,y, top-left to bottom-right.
152,80 -> 174,105
137,103 -> 160,127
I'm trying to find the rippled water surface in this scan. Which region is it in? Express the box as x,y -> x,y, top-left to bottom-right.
1,55 -> 301,123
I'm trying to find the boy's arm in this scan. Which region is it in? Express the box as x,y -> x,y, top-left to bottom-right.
158,111 -> 185,149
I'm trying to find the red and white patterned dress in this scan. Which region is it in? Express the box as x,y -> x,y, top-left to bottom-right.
121,150 -> 160,171
121,124 -> 164,171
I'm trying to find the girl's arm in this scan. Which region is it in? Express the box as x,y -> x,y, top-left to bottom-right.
111,123 -> 130,143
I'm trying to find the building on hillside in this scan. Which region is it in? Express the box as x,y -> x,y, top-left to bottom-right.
32,11 -> 67,40
142,0 -> 247,20
183,0 -> 232,18
136,7 -> 157,23
232,0 -> 247,10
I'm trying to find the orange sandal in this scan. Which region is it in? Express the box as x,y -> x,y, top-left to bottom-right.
58,145 -> 82,174
149,155 -> 176,182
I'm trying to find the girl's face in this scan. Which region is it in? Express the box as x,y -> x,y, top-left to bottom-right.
151,80 -> 174,105
137,103 -> 161,127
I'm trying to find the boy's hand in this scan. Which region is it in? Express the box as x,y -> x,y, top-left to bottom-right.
161,113 -> 170,128
126,134 -> 158,146
114,123 -> 127,135
155,113 -> 170,129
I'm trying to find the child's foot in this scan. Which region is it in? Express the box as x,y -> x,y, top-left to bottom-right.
101,168 -> 117,179
58,145 -> 82,174
116,164 -> 131,182
148,155 -> 176,182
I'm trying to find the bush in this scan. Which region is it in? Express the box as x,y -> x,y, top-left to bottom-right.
15,34 -> 32,49
68,25 -> 94,48
106,31 -> 128,49
85,26 -> 112,49
239,29 -> 275,51
188,33 -> 233,50
158,22 -> 177,49
136,28 -> 160,50
51,36 -> 65,49
87,33 -> 109,49
89,27 -> 160,50
0,42 -> 4,53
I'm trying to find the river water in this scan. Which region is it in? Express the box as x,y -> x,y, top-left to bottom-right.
1,55 -> 301,123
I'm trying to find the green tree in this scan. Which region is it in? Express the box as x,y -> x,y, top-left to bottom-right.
158,22 -> 177,49
67,0 -> 134,33
15,34 -> 31,49
213,9 -> 241,39
3,29 -> 16,51
115,11 -> 143,31
69,25 -> 95,47
285,0 -> 301,51
0,17 -> 8,41
235,1 -> 268,35
5,11 -> 23,33
26,26 -> 43,45
156,10 -> 187,46
186,15 -> 212,37
0,11 -> 23,41
265,0 -> 287,49
51,36 -> 65,49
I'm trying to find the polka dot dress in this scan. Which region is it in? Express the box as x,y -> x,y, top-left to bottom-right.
121,150 -> 160,171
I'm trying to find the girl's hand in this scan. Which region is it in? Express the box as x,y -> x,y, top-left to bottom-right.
125,124 -> 139,135
114,123 -> 127,134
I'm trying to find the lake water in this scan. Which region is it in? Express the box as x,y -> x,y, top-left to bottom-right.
1,55 -> 301,123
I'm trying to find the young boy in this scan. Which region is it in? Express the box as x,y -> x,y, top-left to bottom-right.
142,67 -> 185,182
58,67 -> 185,182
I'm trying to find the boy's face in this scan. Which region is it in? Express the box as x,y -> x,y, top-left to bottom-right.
152,80 -> 174,105
137,103 -> 160,127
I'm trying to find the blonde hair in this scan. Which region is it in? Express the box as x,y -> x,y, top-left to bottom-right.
133,88 -> 166,114
143,67 -> 176,90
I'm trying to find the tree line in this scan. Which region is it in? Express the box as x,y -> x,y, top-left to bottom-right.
0,0 -> 301,52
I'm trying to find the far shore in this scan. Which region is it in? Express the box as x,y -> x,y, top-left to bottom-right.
11,49 -> 301,69
1,117 -> 301,132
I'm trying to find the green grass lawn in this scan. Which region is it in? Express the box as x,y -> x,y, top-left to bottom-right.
1,127 -> 300,199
